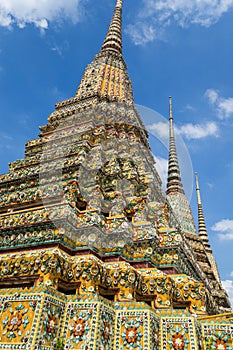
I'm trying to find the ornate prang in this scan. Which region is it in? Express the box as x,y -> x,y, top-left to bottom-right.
0,1 -> 232,350
166,97 -> 196,234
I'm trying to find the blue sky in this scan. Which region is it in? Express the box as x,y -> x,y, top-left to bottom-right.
0,0 -> 233,304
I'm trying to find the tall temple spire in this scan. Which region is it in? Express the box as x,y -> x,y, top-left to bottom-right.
195,173 -> 211,250
195,173 -> 222,283
100,0 -> 123,55
166,97 -> 185,195
166,97 -> 196,234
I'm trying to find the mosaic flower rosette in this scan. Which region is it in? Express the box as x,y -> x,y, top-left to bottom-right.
201,324 -> 233,350
161,318 -> 198,350
168,325 -> 190,350
97,307 -> 115,349
38,299 -> 64,348
1,302 -> 29,342
69,310 -> 92,346
0,295 -> 41,349
115,310 -> 150,350
120,316 -> 144,349
64,303 -> 98,349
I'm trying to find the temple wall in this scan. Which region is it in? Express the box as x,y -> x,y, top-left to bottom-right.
0,287 -> 232,349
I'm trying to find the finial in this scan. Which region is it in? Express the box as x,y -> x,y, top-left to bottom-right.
195,172 -> 202,205
100,0 -> 123,55
116,0 -> 123,8
169,96 -> 174,138
169,96 -> 173,120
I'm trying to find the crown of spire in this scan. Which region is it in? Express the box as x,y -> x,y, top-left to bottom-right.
72,0 -> 134,106
116,0 -> 123,8
100,0 -> 123,55
166,97 -> 185,195
195,173 -> 211,250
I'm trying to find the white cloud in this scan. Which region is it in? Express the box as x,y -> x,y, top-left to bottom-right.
218,98 -> 233,118
183,104 -> 195,111
147,122 -> 169,140
147,120 -> 219,140
51,40 -> 69,57
222,280 -> 233,307
154,155 -> 168,189
205,89 -> 233,119
0,0 -> 85,29
125,22 -> 159,46
205,89 -> 219,104
177,121 -> 219,139
140,0 -> 233,27
211,219 -> 233,240
127,0 -> 233,45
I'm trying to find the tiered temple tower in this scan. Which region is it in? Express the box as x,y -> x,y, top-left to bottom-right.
0,1 -> 232,349
166,98 -> 228,305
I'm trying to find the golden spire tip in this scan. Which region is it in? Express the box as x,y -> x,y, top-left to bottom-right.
116,0 -> 123,9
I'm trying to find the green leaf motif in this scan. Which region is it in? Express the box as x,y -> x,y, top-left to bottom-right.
16,303 -> 25,311
23,308 -> 28,315
2,315 -> 9,328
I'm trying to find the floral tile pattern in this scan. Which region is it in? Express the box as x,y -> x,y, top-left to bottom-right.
63,302 -> 98,349
96,305 -> 115,350
0,285 -> 233,349
201,324 -> 233,350
0,294 -> 42,349
115,311 -> 149,350
161,317 -> 198,350
37,297 -> 65,348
